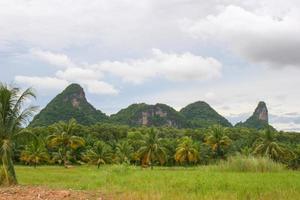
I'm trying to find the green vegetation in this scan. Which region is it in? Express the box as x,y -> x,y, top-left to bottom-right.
15,165 -> 300,200
252,129 -> 293,162
29,84 -> 274,131
20,138 -> 49,167
110,103 -> 187,127
206,125 -> 232,159
175,136 -> 199,164
0,83 -> 37,185
47,118 -> 85,167
30,83 -> 108,127
83,141 -> 112,168
180,101 -> 232,128
17,119 -> 299,170
236,101 -> 274,130
1,82 -> 300,199
137,129 -> 167,168
217,155 -> 285,172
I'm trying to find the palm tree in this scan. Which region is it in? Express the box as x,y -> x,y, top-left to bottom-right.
175,137 -> 199,165
138,129 -> 166,169
84,141 -> 112,168
20,137 -> 49,168
116,141 -> 133,164
0,83 -> 37,185
47,119 -> 85,167
206,125 -> 232,159
252,129 -> 292,162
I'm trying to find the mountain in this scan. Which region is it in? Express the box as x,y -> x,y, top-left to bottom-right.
235,101 -> 273,130
30,83 -> 108,127
110,103 -> 186,128
180,101 -> 232,128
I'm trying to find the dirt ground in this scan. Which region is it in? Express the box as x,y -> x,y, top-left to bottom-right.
0,186 -> 103,200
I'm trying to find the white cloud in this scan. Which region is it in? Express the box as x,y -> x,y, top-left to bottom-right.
0,0 -> 246,52
96,49 -> 222,83
182,5 -> 300,67
56,67 -> 103,82
83,80 -> 118,95
22,48 -> 221,95
30,49 -> 75,68
15,76 -> 69,91
23,49 -> 118,95
4,0 -> 300,131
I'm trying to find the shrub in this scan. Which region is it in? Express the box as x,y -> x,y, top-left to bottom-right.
216,155 -> 285,172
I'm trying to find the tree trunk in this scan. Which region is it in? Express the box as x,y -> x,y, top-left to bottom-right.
1,151 -> 18,185
63,154 -> 68,168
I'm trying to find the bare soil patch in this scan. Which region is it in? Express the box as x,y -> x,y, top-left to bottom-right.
0,186 -> 103,200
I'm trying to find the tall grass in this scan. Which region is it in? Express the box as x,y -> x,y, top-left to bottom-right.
216,155 -> 285,172
15,165 -> 300,200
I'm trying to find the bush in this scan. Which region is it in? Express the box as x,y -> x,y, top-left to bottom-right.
216,155 -> 285,172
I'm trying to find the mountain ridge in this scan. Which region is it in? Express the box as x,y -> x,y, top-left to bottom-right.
30,84 -> 273,129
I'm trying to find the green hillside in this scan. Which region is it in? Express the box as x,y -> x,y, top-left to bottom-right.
180,101 -> 232,128
235,101 -> 274,130
110,103 -> 187,128
30,83 -> 108,127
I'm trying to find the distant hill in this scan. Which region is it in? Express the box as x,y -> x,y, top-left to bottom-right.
180,101 -> 232,128
30,83 -> 108,127
110,103 -> 187,128
30,84 -> 275,129
235,101 -> 274,130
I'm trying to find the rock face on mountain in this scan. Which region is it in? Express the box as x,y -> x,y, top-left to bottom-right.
235,101 -> 272,130
180,101 -> 232,128
110,103 -> 186,128
30,83 -> 108,127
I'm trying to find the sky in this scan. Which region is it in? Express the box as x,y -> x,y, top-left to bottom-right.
1,0 -> 300,131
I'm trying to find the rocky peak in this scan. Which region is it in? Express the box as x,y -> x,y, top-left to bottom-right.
253,101 -> 268,123
234,101 -> 272,130
29,83 -> 108,127
110,103 -> 186,128
140,104 -> 169,126
62,83 -> 86,108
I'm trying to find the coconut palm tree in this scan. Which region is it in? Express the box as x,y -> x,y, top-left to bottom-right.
20,137 -> 49,168
116,140 -> 133,164
0,83 -> 37,185
47,119 -> 85,167
175,137 -> 199,165
84,141 -> 112,168
252,129 -> 292,162
206,125 -> 232,159
138,129 -> 166,169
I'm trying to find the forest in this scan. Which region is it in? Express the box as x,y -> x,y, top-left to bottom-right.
17,120 -> 300,170
1,82 -> 300,200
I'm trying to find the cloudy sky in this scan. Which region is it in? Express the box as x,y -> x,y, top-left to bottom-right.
1,0 -> 300,131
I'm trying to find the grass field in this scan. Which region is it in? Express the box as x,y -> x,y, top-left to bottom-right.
15,165 -> 300,200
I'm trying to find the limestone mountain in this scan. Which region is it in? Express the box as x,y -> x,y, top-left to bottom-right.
30,83 -> 108,127
110,103 -> 186,128
235,101 -> 273,130
180,101 -> 232,128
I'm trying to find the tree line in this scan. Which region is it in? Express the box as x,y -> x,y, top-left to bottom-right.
1,84 -> 300,186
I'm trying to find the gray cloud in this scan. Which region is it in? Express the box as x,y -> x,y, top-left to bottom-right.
182,3 -> 300,68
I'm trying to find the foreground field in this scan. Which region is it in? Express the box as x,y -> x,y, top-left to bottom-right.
13,165 -> 300,200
